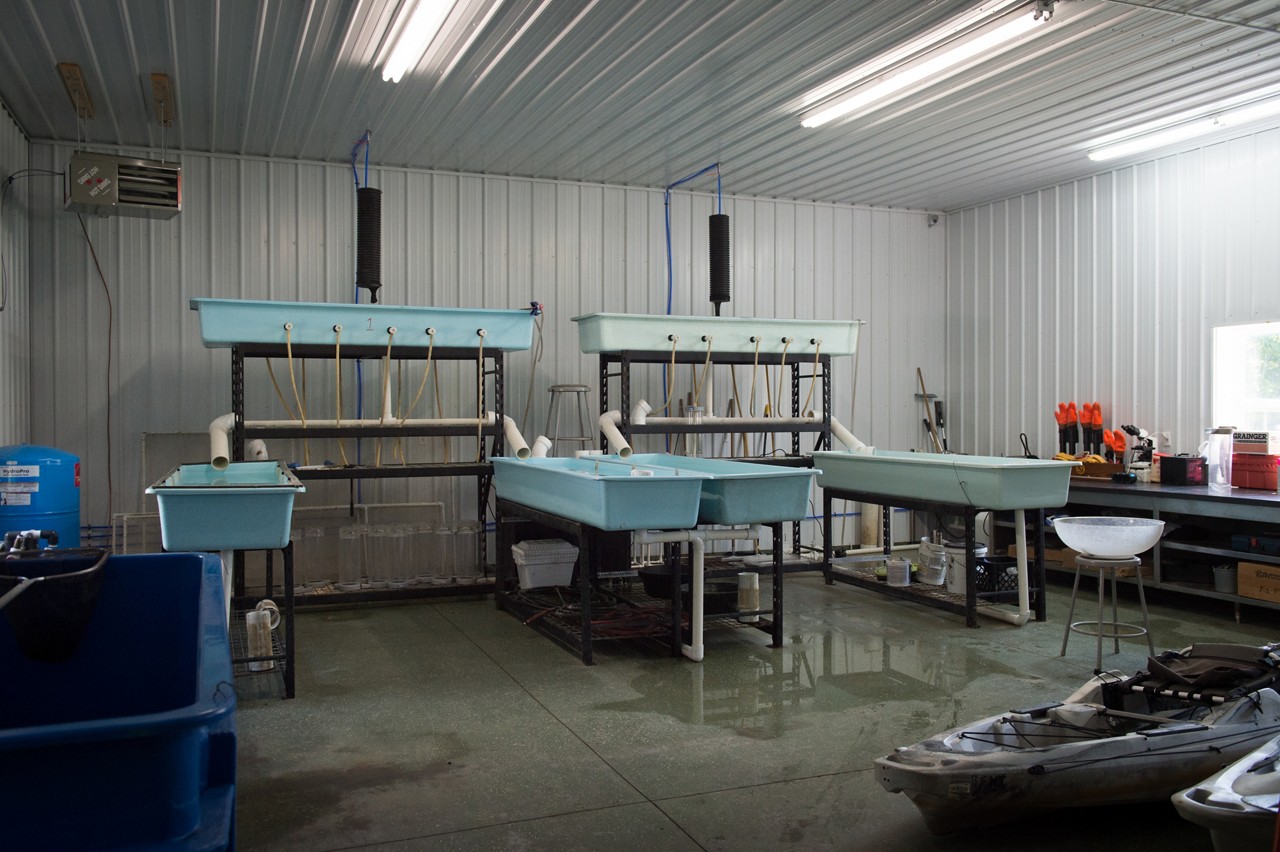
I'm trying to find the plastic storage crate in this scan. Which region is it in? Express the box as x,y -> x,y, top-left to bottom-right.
0,552 -> 236,850
147,460 -> 305,550
513,539 -> 579,588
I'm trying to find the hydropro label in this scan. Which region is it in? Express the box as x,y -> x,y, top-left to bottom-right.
0,492 -> 32,505
0,464 -> 39,478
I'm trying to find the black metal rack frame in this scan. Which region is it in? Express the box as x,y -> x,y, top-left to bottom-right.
229,541 -> 296,698
495,497 -> 784,664
229,341 -> 507,576
597,349 -> 832,557
821,486 -> 1048,628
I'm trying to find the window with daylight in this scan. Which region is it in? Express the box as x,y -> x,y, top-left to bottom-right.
1214,322 -> 1280,432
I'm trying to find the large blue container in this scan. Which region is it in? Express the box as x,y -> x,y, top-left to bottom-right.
0,443 -> 81,547
0,552 -> 236,850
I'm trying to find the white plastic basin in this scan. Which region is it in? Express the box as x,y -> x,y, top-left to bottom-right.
1052,516 -> 1165,558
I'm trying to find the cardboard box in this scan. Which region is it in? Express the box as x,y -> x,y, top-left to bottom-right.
1236,561 -> 1280,603
1233,432 -> 1280,455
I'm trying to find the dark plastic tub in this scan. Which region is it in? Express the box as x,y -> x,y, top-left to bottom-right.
0,552 -> 236,851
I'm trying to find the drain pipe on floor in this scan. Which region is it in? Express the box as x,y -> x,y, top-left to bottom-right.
633,524 -> 762,661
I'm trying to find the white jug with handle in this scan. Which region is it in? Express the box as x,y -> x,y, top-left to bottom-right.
1199,427 -> 1234,492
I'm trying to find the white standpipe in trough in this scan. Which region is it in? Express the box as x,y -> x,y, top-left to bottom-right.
246,439 -> 270,461
530,435 -> 553,458
633,525 -> 762,662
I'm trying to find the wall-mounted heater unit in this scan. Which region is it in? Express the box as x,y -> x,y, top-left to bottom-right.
65,152 -> 181,220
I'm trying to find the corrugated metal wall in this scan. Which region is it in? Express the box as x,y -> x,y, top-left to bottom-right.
947,127 -> 1280,460
0,108 -> 29,446
27,142 -> 945,530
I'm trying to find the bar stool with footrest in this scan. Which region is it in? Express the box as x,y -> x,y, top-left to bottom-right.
544,384 -> 593,456
1060,553 -> 1155,674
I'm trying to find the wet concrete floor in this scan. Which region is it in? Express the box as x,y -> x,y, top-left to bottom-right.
235,573 -> 1279,850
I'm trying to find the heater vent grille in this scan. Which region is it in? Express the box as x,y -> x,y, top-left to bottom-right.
65,152 -> 181,220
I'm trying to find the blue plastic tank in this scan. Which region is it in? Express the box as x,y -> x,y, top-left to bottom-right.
0,444 -> 81,547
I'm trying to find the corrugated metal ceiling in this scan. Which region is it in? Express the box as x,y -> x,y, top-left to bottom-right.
1,0 -> 1278,211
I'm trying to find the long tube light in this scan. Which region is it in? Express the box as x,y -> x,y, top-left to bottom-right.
1087,96 -> 1280,161
382,0 -> 457,83
801,3 -> 1048,128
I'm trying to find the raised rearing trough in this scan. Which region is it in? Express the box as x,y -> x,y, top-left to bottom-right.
571,312 -> 859,355
190,298 -> 537,350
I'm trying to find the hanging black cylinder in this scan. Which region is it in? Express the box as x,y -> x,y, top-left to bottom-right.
709,213 -> 730,309
356,186 -> 382,303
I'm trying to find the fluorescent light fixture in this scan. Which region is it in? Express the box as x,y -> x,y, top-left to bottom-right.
382,0 -> 457,83
801,3 -> 1048,128
1087,96 -> 1280,161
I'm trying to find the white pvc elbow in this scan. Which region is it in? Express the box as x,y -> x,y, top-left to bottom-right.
209,413 -> 236,470
829,418 -> 871,454
502,416 -> 532,459
599,411 -> 632,458
530,435 -> 553,458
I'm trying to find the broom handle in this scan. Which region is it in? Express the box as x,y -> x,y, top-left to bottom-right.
917,368 -> 944,453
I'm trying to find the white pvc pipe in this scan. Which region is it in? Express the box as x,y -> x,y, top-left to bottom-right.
599,411 -> 632,458
829,418 -> 871,453
530,435 -> 553,458
634,525 -> 762,662
209,413 -> 236,470
631,399 -> 652,425
502,416 -> 531,459
247,439 -> 270,461
977,508 -> 1031,626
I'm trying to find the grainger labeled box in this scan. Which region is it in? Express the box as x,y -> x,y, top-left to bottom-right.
1237,561 -> 1280,604
1233,432 -> 1280,455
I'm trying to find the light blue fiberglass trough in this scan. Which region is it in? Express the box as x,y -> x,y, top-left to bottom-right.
147,461 -> 305,551
492,457 -> 709,531
812,450 -> 1074,510
191,298 -> 537,351
572,312 -> 860,356
604,454 -> 818,525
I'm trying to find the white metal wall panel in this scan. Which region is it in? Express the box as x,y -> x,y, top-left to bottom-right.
27,142 -> 944,527
0,106 -> 29,446
948,126 -> 1280,461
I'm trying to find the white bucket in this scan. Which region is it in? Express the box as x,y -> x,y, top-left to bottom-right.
886,557 -> 911,587
944,540 -> 987,596
917,539 -> 947,585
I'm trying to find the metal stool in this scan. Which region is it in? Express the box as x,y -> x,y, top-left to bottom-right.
544,384 -> 593,456
1060,554 -> 1155,674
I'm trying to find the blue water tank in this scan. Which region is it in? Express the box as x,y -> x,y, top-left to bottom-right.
0,444 -> 81,547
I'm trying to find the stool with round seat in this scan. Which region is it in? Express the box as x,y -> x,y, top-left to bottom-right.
543,384 -> 593,457
1059,553 -> 1155,674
